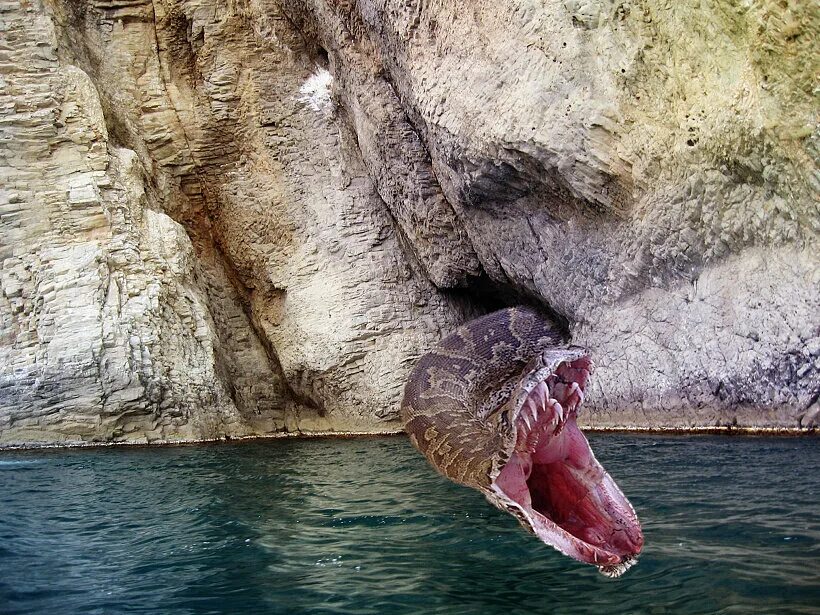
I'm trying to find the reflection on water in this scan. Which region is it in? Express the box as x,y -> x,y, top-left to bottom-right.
0,435 -> 817,614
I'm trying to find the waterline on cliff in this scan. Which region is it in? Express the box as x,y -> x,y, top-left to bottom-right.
0,425 -> 815,452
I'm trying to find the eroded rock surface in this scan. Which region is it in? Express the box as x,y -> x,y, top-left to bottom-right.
0,0 -> 817,445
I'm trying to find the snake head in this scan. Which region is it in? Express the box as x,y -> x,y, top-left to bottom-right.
486,348 -> 644,578
402,307 -> 643,577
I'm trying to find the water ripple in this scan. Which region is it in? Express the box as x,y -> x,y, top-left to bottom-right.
0,435 -> 817,614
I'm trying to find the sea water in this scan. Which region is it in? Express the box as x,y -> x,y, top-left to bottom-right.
0,435 -> 817,614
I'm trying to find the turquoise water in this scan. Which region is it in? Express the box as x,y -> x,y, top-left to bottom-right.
0,435 -> 817,614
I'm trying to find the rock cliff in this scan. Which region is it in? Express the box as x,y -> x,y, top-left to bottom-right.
1,0 -> 817,446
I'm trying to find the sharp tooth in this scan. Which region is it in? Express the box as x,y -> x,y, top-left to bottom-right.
521,412 -> 532,430
550,399 -> 564,423
524,399 -> 538,418
570,381 -> 584,404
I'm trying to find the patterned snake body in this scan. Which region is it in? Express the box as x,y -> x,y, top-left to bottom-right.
401,307 -> 643,577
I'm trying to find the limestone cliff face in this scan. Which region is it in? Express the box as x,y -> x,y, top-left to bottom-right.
0,0 -> 817,446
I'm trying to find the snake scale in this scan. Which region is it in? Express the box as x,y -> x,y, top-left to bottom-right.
401,306 -> 644,577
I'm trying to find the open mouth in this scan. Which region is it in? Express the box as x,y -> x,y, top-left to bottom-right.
492,356 -> 643,577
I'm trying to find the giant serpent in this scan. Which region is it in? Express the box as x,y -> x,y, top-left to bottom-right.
401,307 -> 643,577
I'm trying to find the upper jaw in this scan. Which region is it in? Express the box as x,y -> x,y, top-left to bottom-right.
507,349 -> 592,443
511,347 -> 590,408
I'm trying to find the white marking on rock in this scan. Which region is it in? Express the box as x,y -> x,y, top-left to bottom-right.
299,66 -> 334,113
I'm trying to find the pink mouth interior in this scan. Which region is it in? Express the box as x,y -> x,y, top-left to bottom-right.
494,357 -> 643,576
